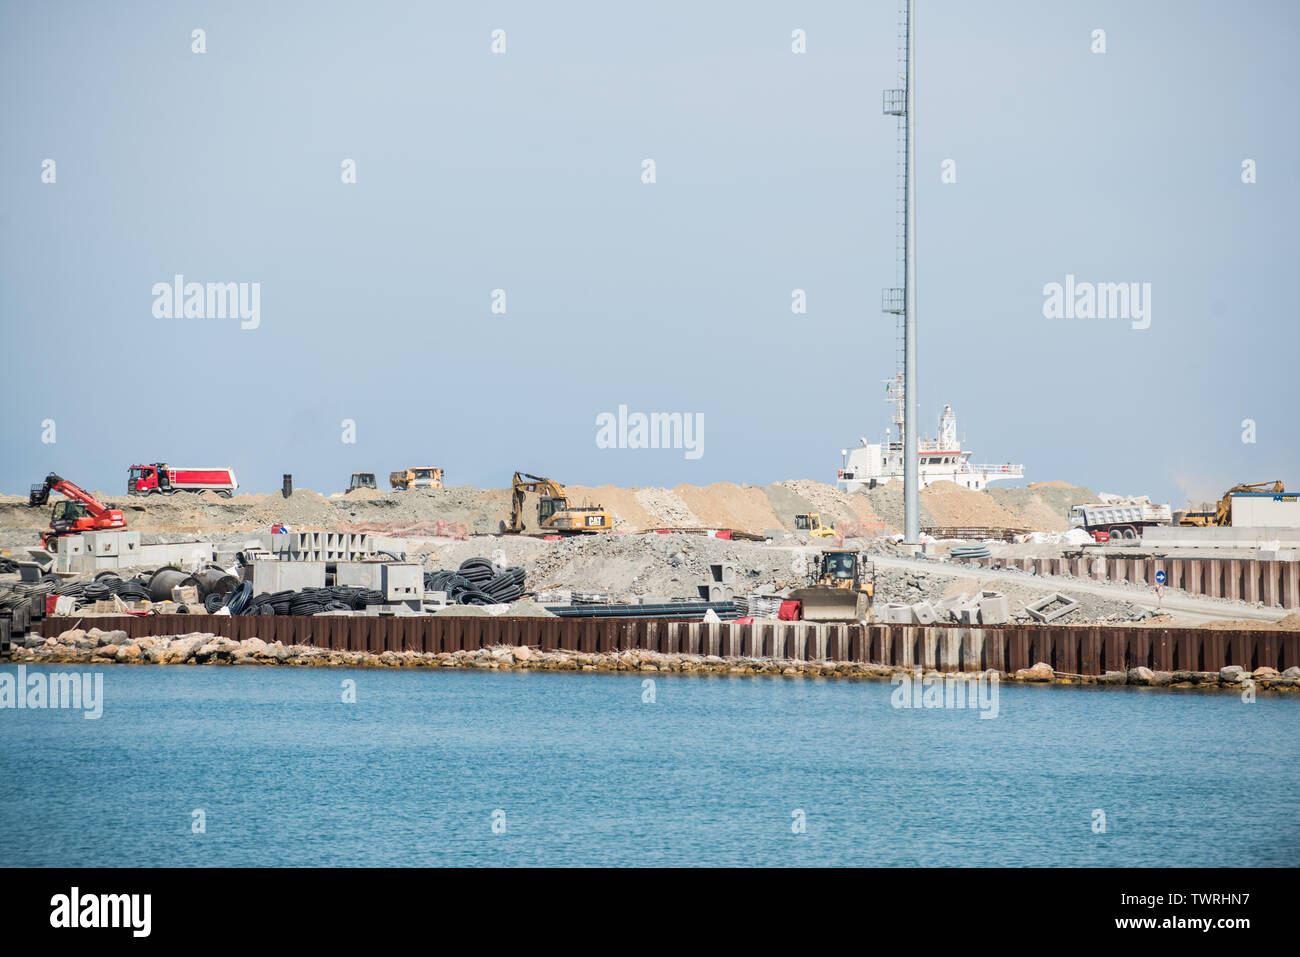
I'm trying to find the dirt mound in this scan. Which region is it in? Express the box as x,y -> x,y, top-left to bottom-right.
773,480 -> 885,532
1200,612 -> 1300,631
987,484 -> 1094,532
634,488 -> 701,528
921,481 -> 1027,529
672,483 -> 782,534
566,486 -> 659,532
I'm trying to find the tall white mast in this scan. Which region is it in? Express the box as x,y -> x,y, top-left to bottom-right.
883,1 -> 919,542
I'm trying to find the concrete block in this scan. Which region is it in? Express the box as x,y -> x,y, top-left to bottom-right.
709,563 -> 737,585
364,601 -> 421,616
882,603 -> 912,624
977,590 -> 1009,625
250,561 -> 325,596
707,583 -> 735,602
58,536 -> 85,556
83,532 -> 120,556
335,562 -> 385,591
1024,592 -> 1080,623
382,563 -> 424,602
911,601 -> 938,625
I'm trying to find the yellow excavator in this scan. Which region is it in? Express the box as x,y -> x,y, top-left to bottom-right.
505,472 -> 612,535
787,548 -> 875,621
1180,480 -> 1286,527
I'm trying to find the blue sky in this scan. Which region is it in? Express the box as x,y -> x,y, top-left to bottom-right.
2,1 -> 1296,507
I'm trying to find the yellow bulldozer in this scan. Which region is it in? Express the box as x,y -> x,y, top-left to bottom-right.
504,472 -> 612,535
794,513 -> 836,538
787,548 -> 875,622
390,467 -> 443,490
1179,480 -> 1286,527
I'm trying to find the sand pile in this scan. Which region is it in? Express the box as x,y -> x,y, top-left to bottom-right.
987,484 -> 1095,532
921,481 -> 1027,529
673,483 -> 782,534
566,486 -> 660,532
633,488 -> 701,528
775,480 -> 885,531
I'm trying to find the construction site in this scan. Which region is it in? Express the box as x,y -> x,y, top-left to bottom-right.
2,466 -> 1297,688
2,5 -> 1296,690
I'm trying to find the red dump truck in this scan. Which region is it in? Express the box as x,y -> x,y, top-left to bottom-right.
127,463 -> 238,498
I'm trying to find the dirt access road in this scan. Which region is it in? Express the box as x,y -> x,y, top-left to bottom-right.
872,554 -> 1290,626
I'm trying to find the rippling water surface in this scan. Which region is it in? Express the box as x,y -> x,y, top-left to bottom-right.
1,665 -> 1295,866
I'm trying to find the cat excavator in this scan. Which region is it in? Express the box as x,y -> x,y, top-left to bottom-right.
1179,480 -> 1287,527
28,472 -> 127,547
505,472 -> 611,535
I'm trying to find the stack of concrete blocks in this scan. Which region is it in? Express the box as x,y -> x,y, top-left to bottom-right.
250,561 -> 326,596
55,531 -> 206,573
946,590 -> 1008,625
261,532 -> 378,563
698,563 -> 736,603
53,535 -> 85,574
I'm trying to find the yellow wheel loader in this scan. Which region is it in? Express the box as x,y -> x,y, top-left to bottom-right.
787,548 -> 874,622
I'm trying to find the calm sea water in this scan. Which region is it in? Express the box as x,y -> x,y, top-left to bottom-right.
1,664 -> 1296,867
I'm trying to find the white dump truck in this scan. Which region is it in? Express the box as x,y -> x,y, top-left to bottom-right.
1068,502 -> 1172,541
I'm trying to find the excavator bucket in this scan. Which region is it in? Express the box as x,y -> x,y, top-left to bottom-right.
787,587 -> 871,622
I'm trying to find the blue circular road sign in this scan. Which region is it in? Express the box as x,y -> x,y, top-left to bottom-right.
1155,570 -> 1167,585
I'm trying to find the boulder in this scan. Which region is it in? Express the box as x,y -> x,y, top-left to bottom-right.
1014,661 -> 1054,682
233,637 -> 268,659
98,629 -> 128,647
1096,671 -> 1128,685
514,645 -> 535,662
1252,666 -> 1280,678
1127,666 -> 1155,685
1219,665 -> 1245,682
115,644 -> 143,662
164,635 -> 211,664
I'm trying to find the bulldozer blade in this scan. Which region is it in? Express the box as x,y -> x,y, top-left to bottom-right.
788,588 -> 870,622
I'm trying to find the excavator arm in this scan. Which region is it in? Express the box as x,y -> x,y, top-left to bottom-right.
1214,481 -> 1287,526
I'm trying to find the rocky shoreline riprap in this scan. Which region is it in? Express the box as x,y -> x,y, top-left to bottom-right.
5,626 -> 1298,694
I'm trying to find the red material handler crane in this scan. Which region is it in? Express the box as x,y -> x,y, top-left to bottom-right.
28,472 -> 127,548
